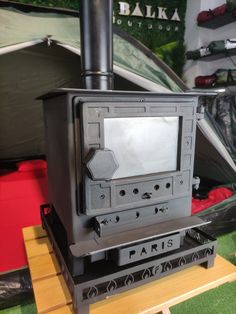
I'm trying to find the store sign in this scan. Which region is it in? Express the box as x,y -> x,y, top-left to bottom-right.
118,2 -> 181,21
113,0 -> 186,76
113,1 -> 182,32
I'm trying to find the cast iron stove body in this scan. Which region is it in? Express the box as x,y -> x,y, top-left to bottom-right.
40,89 -> 217,314
40,1 -> 216,313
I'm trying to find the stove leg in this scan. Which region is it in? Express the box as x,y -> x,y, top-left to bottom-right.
203,257 -> 215,269
75,303 -> 89,314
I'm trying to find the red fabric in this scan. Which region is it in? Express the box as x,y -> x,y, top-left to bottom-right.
197,10 -> 214,23
195,75 -> 217,87
192,187 -> 233,214
0,160 -> 48,272
212,3 -> 228,16
197,4 -> 227,23
17,159 -> 47,172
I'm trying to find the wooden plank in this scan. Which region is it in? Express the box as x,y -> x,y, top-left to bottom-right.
24,237 -> 52,258
90,255 -> 236,314
33,274 -> 72,313
160,308 -> 171,314
46,305 -> 73,314
28,253 -> 61,281
30,255 -> 236,314
23,226 -> 236,314
23,225 -> 47,241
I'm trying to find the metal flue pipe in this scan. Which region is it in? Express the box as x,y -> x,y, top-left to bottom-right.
80,0 -> 113,90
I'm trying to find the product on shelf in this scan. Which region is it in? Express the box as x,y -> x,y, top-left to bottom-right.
195,75 -> 217,87
195,69 -> 236,87
208,40 -> 227,54
186,47 -> 210,60
225,39 -> 236,50
197,4 -> 228,24
212,3 -> 228,16
186,39 -> 236,60
215,69 -> 230,85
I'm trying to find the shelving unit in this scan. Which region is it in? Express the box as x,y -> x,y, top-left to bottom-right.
193,85 -> 236,94
184,1 -> 236,88
189,6 -> 236,89
198,11 -> 236,29
189,48 -> 236,62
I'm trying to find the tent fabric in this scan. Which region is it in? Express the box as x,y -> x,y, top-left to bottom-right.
0,4 -> 182,159
195,112 -> 236,183
0,6 -> 182,93
0,8 -> 80,51
192,187 -> 233,214
0,43 -> 82,158
0,40 -> 154,159
207,95 -> 236,154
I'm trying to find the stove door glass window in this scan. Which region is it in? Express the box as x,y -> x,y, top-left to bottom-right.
104,117 -> 179,179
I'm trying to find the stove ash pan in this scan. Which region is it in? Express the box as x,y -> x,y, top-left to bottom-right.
41,89 -> 206,277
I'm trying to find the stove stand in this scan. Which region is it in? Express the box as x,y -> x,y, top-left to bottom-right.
41,205 -> 216,314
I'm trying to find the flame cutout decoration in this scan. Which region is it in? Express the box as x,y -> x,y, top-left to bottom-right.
196,232 -> 201,242
106,280 -> 118,292
164,261 -> 172,272
192,252 -> 200,262
141,268 -> 151,280
187,230 -> 193,237
87,286 -> 99,299
204,248 -> 212,257
178,256 -> 187,266
124,274 -> 135,286
152,264 -> 162,276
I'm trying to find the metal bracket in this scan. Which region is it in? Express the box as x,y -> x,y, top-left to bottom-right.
94,203 -> 168,237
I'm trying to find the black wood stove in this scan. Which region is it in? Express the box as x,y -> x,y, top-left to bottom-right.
40,1 -> 217,313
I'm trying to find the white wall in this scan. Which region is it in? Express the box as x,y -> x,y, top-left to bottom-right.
200,0 -> 226,10
184,0 -> 236,88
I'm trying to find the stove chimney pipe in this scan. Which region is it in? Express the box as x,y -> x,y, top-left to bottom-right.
80,0 -> 114,90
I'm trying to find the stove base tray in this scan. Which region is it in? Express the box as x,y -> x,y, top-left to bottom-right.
41,207 -> 217,314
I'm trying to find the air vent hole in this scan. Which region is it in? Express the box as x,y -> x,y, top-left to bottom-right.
166,183 -> 171,189
119,190 -> 126,196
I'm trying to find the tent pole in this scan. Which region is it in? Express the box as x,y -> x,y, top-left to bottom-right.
80,0 -> 113,90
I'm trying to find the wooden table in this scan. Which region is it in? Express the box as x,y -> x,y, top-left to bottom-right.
23,225 -> 236,314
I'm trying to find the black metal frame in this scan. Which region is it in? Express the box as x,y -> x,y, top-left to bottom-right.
41,204 -> 217,314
